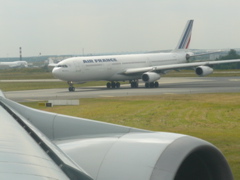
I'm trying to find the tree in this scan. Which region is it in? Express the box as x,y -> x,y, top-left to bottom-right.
215,49 -> 240,69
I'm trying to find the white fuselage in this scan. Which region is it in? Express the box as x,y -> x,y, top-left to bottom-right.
52,52 -> 188,83
0,61 -> 28,69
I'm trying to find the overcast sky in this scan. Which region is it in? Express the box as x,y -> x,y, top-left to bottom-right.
0,0 -> 239,57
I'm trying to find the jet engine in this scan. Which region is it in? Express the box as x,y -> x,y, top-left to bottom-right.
142,72 -> 161,83
185,52 -> 194,61
195,66 -> 213,76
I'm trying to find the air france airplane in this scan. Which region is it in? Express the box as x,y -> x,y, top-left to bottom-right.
52,20 -> 240,91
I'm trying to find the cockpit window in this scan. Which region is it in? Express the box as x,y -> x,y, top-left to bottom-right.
57,64 -> 68,68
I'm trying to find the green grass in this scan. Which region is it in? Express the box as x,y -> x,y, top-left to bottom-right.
22,93 -> 240,180
0,68 -> 53,79
0,82 -> 65,91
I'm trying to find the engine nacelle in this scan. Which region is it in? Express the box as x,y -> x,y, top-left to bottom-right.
186,52 -> 194,61
142,72 -> 160,83
195,66 -> 213,76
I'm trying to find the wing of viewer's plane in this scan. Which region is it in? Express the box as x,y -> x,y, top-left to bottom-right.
0,91 -> 233,180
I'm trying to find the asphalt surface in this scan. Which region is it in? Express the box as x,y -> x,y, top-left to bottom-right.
3,77 -> 240,102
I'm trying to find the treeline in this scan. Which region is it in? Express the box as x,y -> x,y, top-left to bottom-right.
214,49 -> 240,69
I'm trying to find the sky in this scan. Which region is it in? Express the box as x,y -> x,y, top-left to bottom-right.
0,0 -> 240,57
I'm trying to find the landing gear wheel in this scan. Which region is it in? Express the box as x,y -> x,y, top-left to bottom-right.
130,80 -> 139,88
111,82 -> 116,88
131,82 -> 138,88
68,86 -> 75,92
67,81 -> 75,92
149,82 -> 154,88
106,82 -> 111,88
145,82 -> 159,88
116,82 -> 120,88
154,82 -> 159,88
106,81 -> 121,89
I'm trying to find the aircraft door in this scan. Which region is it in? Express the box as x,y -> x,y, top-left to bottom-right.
74,60 -> 81,72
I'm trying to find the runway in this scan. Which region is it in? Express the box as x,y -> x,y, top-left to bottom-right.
4,77 -> 240,102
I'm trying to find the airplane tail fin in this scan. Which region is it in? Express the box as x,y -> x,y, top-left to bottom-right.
174,19 -> 194,51
48,58 -> 54,64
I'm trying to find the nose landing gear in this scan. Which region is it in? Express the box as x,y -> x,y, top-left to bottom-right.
68,81 -> 75,92
68,86 -> 75,92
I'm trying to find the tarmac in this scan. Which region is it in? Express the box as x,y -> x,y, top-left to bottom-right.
4,77 -> 240,102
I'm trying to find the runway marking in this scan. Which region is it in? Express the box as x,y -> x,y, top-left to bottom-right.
99,95 -> 115,98
160,78 -> 212,84
229,79 -> 240,81
26,99 -> 41,102
0,79 -> 61,82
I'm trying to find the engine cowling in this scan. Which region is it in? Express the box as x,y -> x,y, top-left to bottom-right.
185,52 -> 194,61
195,66 -> 213,76
142,72 -> 161,83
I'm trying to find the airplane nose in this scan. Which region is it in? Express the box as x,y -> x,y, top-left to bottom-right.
52,68 -> 60,79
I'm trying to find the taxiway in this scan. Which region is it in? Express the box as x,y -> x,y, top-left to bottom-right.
4,77 -> 240,102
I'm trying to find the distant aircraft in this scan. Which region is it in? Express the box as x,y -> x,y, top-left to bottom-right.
0,60 -> 28,69
47,58 -> 58,71
0,91 -> 233,179
52,20 -> 240,91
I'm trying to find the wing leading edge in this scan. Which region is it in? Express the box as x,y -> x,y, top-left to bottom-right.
123,59 -> 240,74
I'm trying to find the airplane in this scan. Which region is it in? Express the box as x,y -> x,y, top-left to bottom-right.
0,90 -> 234,179
0,60 -> 28,69
47,58 -> 58,70
52,20 -> 240,92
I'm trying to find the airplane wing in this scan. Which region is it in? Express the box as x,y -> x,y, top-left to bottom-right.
0,92 -> 93,180
0,91 -> 233,180
123,59 -> 240,74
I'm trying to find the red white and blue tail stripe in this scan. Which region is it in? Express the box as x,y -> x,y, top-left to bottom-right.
175,20 -> 194,50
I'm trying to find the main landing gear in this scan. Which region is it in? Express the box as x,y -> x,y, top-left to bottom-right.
145,82 -> 159,88
129,80 -> 159,88
105,80 -> 159,89
130,80 -> 138,88
68,81 -> 75,92
106,81 -> 120,89
130,80 -> 159,88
